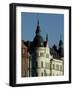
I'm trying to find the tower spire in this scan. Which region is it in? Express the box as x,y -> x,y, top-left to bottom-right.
37,13 -> 39,26
59,34 -> 63,46
33,18 -> 44,47
36,19 -> 41,35
45,34 -> 48,47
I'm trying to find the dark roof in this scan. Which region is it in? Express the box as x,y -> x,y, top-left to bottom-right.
44,41 -> 47,47
33,19 -> 44,47
33,35 -> 44,47
50,48 -> 59,58
50,47 -> 64,59
59,40 -> 63,46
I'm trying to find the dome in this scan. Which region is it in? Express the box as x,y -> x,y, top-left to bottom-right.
33,34 -> 44,47
33,20 -> 44,47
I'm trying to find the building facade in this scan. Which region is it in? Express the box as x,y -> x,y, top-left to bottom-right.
21,41 -> 29,77
21,20 -> 64,77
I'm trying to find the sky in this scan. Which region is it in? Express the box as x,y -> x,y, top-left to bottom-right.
21,12 -> 64,48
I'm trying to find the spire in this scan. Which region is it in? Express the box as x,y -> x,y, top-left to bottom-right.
37,13 -> 39,26
36,19 -> 41,35
59,34 -> 63,46
33,19 -> 44,47
45,34 -> 48,47
58,34 -> 64,57
37,19 -> 39,26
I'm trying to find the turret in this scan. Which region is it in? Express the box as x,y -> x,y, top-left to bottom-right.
33,19 -> 44,47
45,34 -> 48,47
58,36 -> 64,57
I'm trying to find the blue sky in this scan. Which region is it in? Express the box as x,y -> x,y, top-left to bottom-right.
21,12 -> 64,47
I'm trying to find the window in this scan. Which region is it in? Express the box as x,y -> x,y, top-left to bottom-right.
41,42 -> 43,46
60,65 -> 63,71
56,64 -> 59,70
40,53 -> 44,57
44,70 -> 47,76
41,61 -> 43,68
41,72 -> 43,76
46,54 -> 49,58
45,63 -> 49,69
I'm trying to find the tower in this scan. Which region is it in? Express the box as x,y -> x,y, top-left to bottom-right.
33,19 -> 44,47
58,35 -> 64,58
30,20 -> 52,76
45,34 -> 48,47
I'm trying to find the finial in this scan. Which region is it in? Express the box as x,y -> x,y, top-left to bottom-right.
36,19 -> 41,35
37,19 -> 39,26
36,13 -> 39,26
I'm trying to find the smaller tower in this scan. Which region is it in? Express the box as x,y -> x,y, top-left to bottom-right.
45,34 -> 48,47
58,35 -> 64,58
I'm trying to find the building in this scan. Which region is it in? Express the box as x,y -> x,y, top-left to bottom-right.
21,20 -> 64,77
21,41 -> 29,77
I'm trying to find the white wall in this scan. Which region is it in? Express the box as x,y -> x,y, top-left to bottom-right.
0,0 -> 72,89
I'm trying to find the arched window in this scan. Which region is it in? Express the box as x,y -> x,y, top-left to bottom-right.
41,61 -> 43,68
56,64 -> 59,70
40,53 -> 44,57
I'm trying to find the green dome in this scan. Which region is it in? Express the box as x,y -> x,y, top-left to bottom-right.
33,20 -> 44,47
33,35 -> 44,47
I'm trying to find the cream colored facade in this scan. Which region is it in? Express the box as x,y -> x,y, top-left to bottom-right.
50,59 -> 64,76
35,47 -> 52,76
30,46 -> 64,76
22,20 -> 64,77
